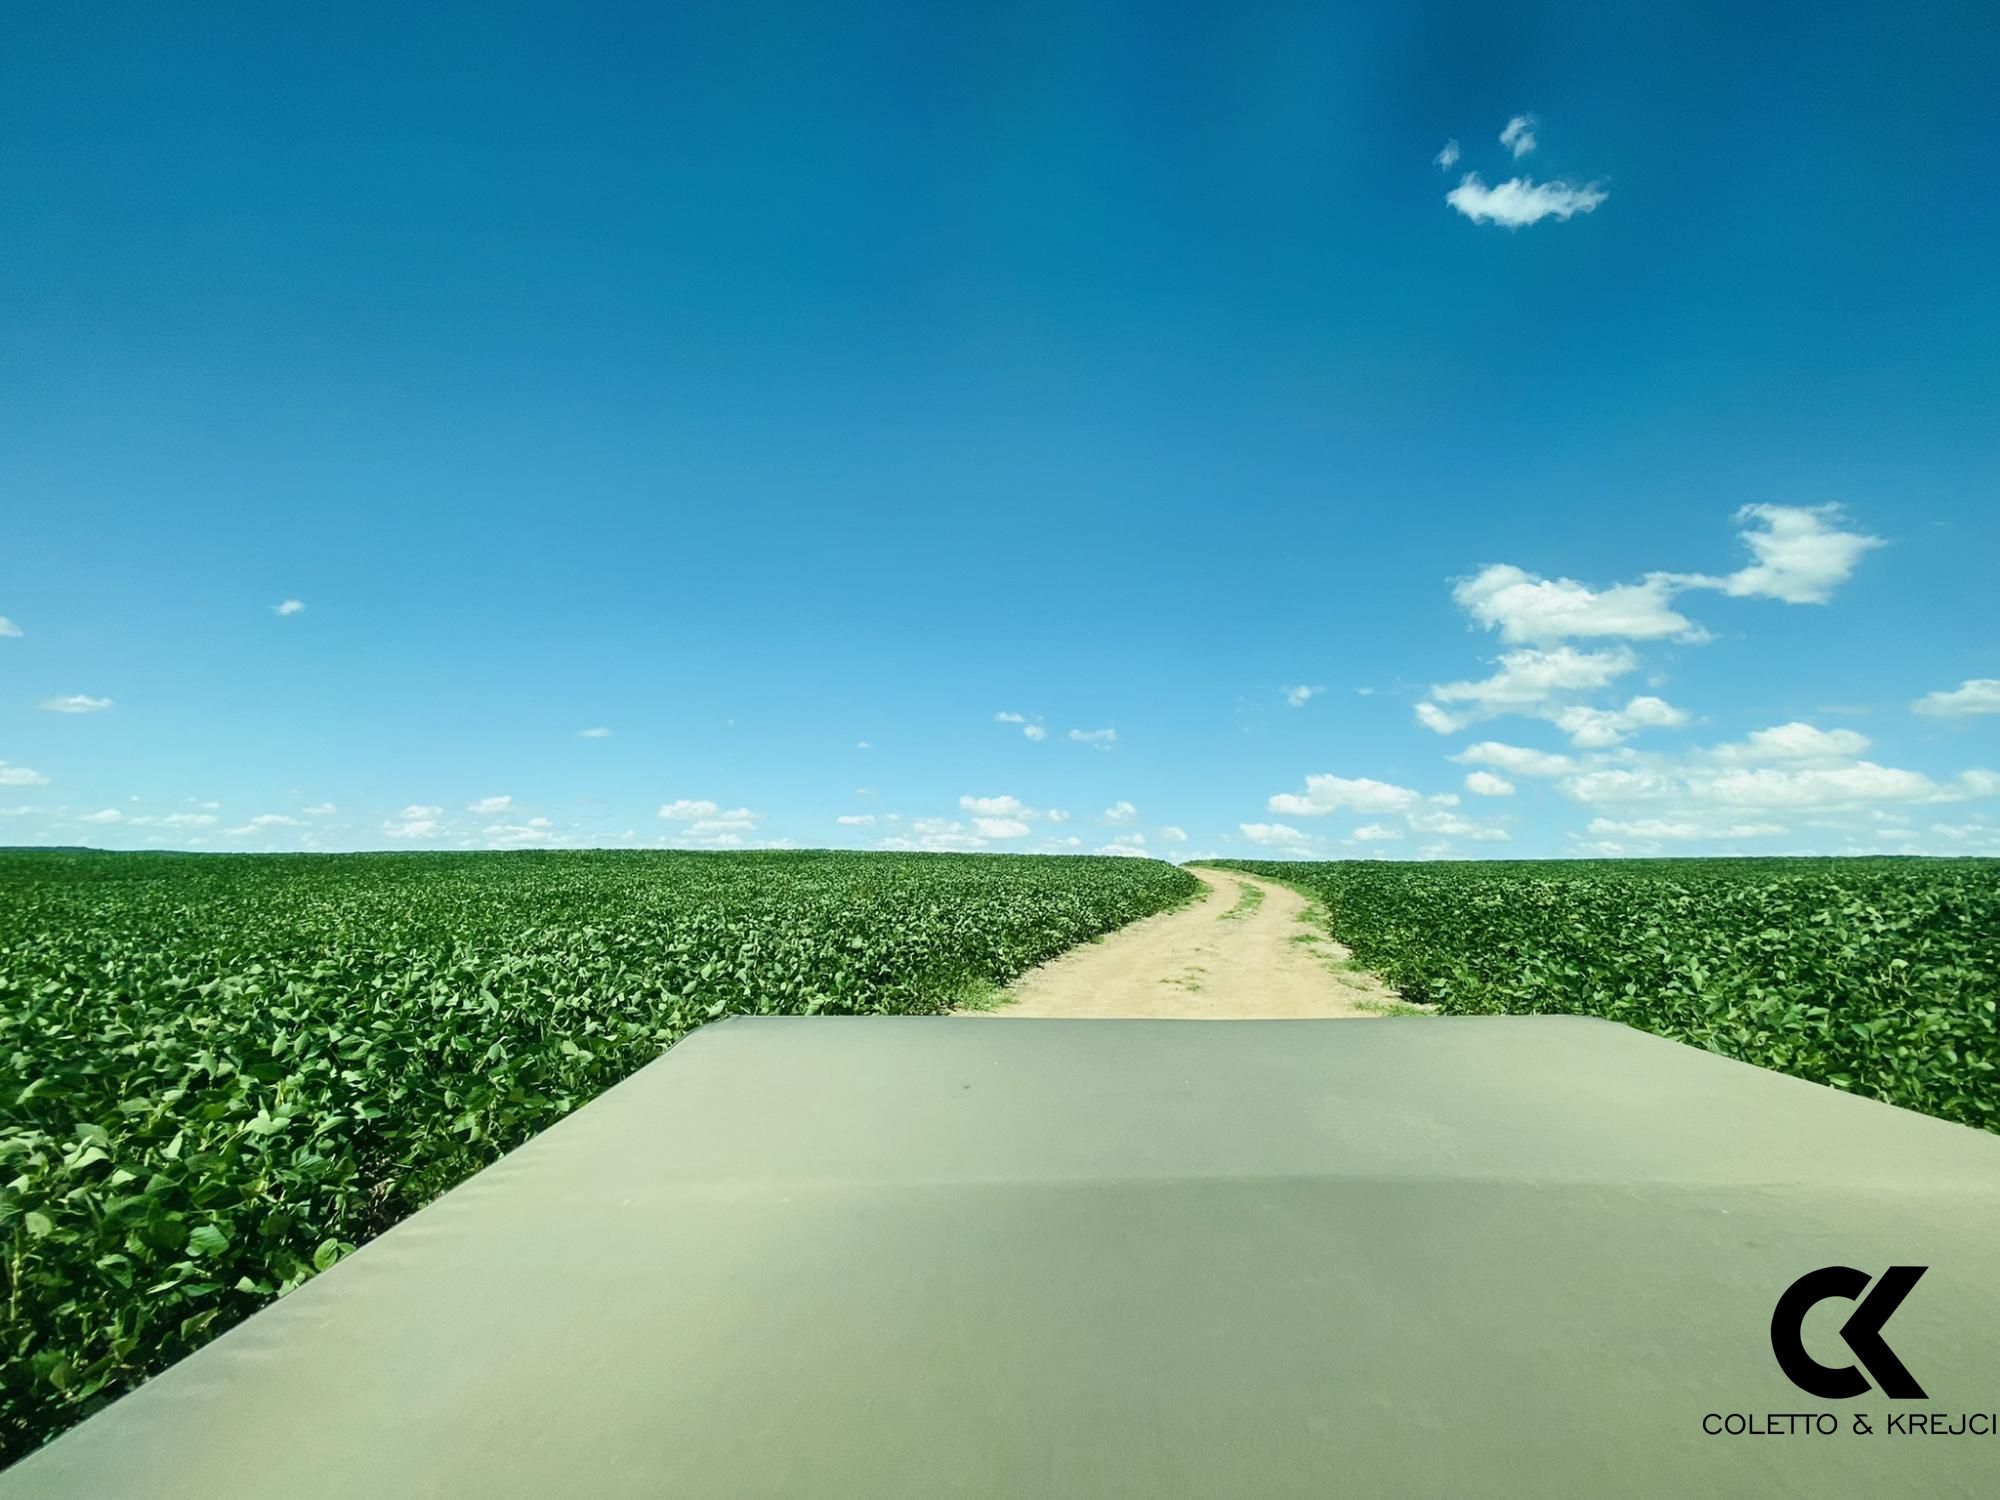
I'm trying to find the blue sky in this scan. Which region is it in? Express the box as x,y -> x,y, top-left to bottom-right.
4,0 -> 1997,861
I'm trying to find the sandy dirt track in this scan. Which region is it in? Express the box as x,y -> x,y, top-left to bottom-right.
977,866 -> 1409,1019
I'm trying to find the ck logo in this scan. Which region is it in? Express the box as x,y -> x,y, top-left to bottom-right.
1770,1266 -> 1928,1399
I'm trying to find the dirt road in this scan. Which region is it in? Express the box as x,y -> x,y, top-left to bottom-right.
978,866 -> 1411,1019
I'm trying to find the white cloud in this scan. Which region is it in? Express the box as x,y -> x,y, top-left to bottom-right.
1102,800 -> 1138,824
974,817 -> 1031,839
1720,504 -> 1883,604
1447,173 -> 1606,228
658,799 -> 720,821
997,711 -> 1049,741
577,726 -> 612,738
302,802 -> 337,815
1414,702 -> 1465,735
855,741 -> 872,750
1561,768 -> 1682,804
1499,114 -> 1538,157
214,812 -> 308,837
685,809 -> 758,835
1464,771 -> 1516,797
1095,839 -> 1151,858
1434,138 -> 1460,170
881,819 -> 990,852
157,812 -> 217,828
1587,817 -> 1786,841
0,805 -> 38,816
1352,823 -> 1402,841
467,794 -> 512,815
0,616 -> 20,638
0,763 -> 50,786
1047,809 -> 1071,823
80,808 -> 124,824
1709,722 -> 1870,764
384,806 -> 443,838
1239,822 -> 1315,852
483,819 -> 561,849
272,599 -> 305,617
1269,773 -> 1421,816
836,814 -> 875,827
1451,742 -> 1576,777
1069,728 -> 1117,748
1550,695 -> 1690,748
960,794 -> 1028,817
1453,565 -> 1702,645
1432,647 -> 1638,712
39,694 -> 113,714
1429,792 -> 1461,806
1282,684 -> 1325,708
1913,679 -> 2000,718
1697,763 -> 1954,811
1158,825 -> 1188,844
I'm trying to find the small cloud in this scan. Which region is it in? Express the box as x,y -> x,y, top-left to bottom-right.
1354,687 -> 1375,697
960,794 -> 1029,817
973,817 -> 1031,839
39,694 -> 113,714
1023,724 -> 1048,741
1451,742 -> 1575,778
1433,138 -> 1460,170
0,616 -> 21,638
272,599 -> 305,617
1069,727 -> 1117,749
1499,113 -> 1538,158
577,726 -> 612,738
995,712 -> 1026,723
1239,822 -> 1313,852
1721,504 -> 1884,604
1269,774 -> 1421,817
1158,825 -> 1188,844
1352,823 -> 1403,841
0,763 -> 50,787
658,799 -> 720,821
157,812 -> 217,828
1282,684 -> 1325,708
855,741 -> 873,750
80,808 -> 125,824
1102,800 -> 1138,824
383,805 -> 443,838
1914,679 -> 2000,718
467,795 -> 512,815
1464,771 -> 1516,797
836,814 -> 875,827
1447,173 -> 1606,228
224,813 -> 305,836
302,802 -> 337,816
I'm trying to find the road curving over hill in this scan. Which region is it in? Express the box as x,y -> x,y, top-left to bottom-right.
974,866 -> 1413,1019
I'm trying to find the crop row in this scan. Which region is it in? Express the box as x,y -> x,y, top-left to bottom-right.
0,849 -> 1196,1461
1214,856 -> 1999,1133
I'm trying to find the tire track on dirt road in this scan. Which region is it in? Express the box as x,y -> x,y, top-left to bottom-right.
972,866 -> 1414,1019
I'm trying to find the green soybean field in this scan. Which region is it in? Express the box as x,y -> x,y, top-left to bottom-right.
0,849 -> 1196,1461
1212,856 -> 2000,1134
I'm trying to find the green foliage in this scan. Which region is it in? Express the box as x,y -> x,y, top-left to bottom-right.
1212,857 -> 1999,1134
0,848 -> 1194,1461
